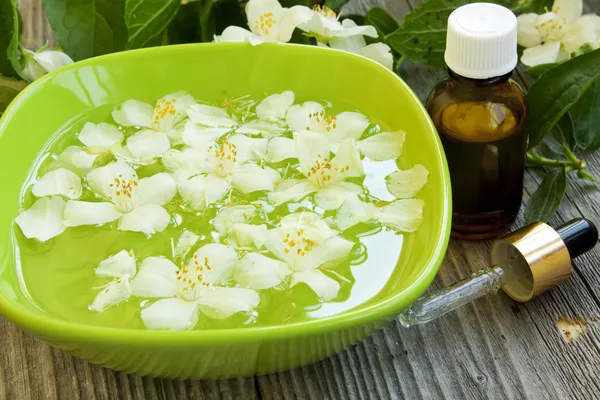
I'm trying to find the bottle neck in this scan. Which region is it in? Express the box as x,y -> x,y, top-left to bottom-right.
447,68 -> 512,86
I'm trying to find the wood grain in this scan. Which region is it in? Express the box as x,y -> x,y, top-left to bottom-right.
5,0 -> 600,399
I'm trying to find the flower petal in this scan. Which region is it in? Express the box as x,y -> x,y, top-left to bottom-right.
131,256 -> 179,298
246,0 -> 285,40
256,90 -> 295,120
359,43 -> 394,71
563,16 -> 599,54
213,205 -> 258,234
286,102 -> 324,133
126,130 -> 170,162
174,230 -> 200,258
267,137 -> 296,162
294,131 -> 331,175
89,278 -> 132,312
78,122 -> 124,151
118,204 -> 170,234
327,19 -> 367,53
86,161 -> 137,211
231,164 -> 280,194
229,223 -> 269,248
163,148 -> 210,182
197,287 -> 259,319
336,195 -> 376,230
279,211 -> 337,244
136,172 -> 177,206
95,250 -> 136,278
234,252 -> 291,289
63,201 -> 122,226
334,23 -> 377,39
228,134 -> 268,163
290,270 -> 340,301
32,168 -> 82,199
373,199 -> 424,232
327,112 -> 369,145
385,164 -> 429,198
313,181 -> 363,210
58,146 -> 97,170
181,120 -> 229,150
178,174 -> 230,210
187,104 -> 236,127
32,50 -> 73,72
152,92 -> 196,133
278,5 -> 314,42
267,179 -> 315,205
297,235 -> 354,271
236,119 -> 287,137
330,138 -> 365,180
15,196 -> 67,242
357,130 -> 405,161
553,0 -> 582,24
517,13 -> 543,47
520,42 -> 561,67
112,99 -> 153,128
214,26 -> 257,43
191,243 -> 239,284
141,297 -> 199,330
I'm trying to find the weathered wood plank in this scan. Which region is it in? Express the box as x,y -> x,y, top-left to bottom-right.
3,0 -> 600,399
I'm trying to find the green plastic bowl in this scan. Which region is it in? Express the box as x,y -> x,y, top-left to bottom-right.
0,43 -> 450,379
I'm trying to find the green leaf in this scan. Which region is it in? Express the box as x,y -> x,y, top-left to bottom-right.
524,168 -> 567,223
125,0 -> 181,49
0,76 -> 27,116
524,63 -> 558,79
213,0 -> 248,36
167,1 -> 201,44
44,0 -> 128,61
552,113 -> 575,151
526,49 -> 600,149
0,0 -> 22,78
570,76 -> 600,151
199,0 -> 217,43
385,0 -> 551,67
366,7 -> 399,38
324,0 -> 348,12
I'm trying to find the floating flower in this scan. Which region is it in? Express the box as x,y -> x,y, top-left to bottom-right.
111,92 -> 196,162
234,212 -> 354,300
174,135 -> 280,211
298,5 -> 378,43
63,161 -> 177,234
15,196 -> 67,242
89,250 -> 137,312
236,91 -> 295,137
517,0 -> 600,66
56,122 -> 124,170
336,195 -> 424,232
268,132 -> 364,209
173,230 -> 201,259
31,168 -> 82,199
214,0 -> 314,45
324,19 -> 394,71
130,244 -> 260,330
21,46 -> 74,82
385,164 -> 430,198
213,205 -> 268,249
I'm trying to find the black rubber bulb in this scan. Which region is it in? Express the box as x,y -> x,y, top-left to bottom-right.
557,218 -> 599,260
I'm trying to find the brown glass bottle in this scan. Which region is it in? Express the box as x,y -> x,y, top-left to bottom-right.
426,70 -> 527,239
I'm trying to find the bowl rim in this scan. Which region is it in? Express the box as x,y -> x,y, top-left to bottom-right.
0,42 -> 451,345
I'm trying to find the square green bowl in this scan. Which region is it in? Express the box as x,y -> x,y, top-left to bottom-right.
0,43 -> 451,379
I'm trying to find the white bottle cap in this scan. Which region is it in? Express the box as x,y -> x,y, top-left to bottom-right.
445,3 -> 518,79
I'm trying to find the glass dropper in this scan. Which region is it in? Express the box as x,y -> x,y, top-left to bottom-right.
398,218 -> 598,327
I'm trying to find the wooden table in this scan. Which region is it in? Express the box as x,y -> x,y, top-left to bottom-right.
6,0 -> 600,398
